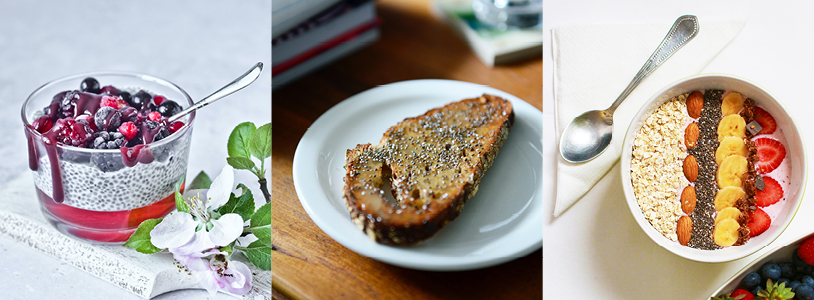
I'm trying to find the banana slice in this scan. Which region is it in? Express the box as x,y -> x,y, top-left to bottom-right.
717,155 -> 749,188
716,136 -> 749,165
717,114 -> 746,141
714,218 -> 741,247
715,207 -> 742,225
722,92 -> 745,115
715,187 -> 746,211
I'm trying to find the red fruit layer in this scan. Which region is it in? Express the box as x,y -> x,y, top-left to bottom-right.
799,236 -> 814,266
753,107 -> 777,135
755,177 -> 783,207
747,208 -> 771,237
755,138 -> 786,174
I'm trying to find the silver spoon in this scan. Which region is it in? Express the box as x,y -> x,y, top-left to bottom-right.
167,62 -> 264,123
559,15 -> 699,163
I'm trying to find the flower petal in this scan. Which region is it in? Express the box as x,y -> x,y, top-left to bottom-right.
150,212 -> 197,249
207,165 -> 234,209
208,214 -> 244,246
222,260 -> 252,295
171,229 -> 216,255
194,265 -> 220,296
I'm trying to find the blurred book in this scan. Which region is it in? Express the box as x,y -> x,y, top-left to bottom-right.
273,0 -> 341,38
431,0 -> 542,67
272,0 -> 380,89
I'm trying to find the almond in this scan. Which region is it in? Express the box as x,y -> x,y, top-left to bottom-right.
684,155 -> 698,182
687,91 -> 704,119
685,123 -> 699,149
677,216 -> 692,246
681,185 -> 697,214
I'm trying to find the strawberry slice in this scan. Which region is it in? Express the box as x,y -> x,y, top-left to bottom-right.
755,138 -> 786,174
753,107 -> 777,135
798,236 -> 814,265
756,177 -> 783,207
747,208 -> 771,237
731,289 -> 754,300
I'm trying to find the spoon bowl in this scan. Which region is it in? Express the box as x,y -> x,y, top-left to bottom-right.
559,110 -> 613,163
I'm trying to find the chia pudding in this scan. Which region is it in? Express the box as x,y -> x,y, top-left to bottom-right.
22,73 -> 194,243
630,90 -> 791,250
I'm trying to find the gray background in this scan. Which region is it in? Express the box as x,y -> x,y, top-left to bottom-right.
0,0 -> 271,299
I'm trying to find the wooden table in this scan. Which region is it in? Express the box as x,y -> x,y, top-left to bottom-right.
272,0 -> 542,299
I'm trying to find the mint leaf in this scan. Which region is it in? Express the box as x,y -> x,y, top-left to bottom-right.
250,123 -> 271,160
124,218 -> 164,254
237,240 -> 270,271
215,186 -> 255,222
188,171 -> 212,190
227,122 -> 256,158
175,175 -> 189,213
227,157 -> 256,170
249,203 -> 271,247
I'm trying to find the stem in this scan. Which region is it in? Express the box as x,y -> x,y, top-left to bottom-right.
258,177 -> 270,203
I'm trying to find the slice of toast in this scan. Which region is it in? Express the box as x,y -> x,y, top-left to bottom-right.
343,94 -> 514,245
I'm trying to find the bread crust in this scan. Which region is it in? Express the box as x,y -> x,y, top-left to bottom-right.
342,94 -> 514,245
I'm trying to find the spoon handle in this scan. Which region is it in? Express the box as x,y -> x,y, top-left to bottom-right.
167,62 -> 264,123
607,15 -> 699,113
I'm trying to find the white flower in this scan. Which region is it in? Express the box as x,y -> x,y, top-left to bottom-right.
150,165 -> 244,255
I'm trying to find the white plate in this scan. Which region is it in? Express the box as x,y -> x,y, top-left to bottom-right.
292,79 -> 543,271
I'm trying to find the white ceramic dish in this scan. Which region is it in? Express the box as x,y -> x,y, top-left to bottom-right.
292,79 -> 543,271
620,74 -> 807,263
709,231 -> 814,298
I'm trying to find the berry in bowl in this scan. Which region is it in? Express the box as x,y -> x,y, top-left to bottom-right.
22,72 -> 194,243
620,74 -> 806,262
710,233 -> 814,300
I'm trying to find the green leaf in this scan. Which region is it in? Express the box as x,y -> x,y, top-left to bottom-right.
188,171 -> 212,190
250,123 -> 271,160
237,240 -> 270,271
227,157 -> 256,170
175,175 -> 189,213
123,218 -> 164,254
227,122 -> 256,158
219,244 -> 233,256
215,186 -> 255,222
251,225 -> 271,247
251,203 -> 270,228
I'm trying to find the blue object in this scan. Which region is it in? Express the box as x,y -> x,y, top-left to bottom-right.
742,272 -> 762,288
798,284 -> 814,300
761,263 -> 782,280
803,275 -> 814,287
780,262 -> 797,278
751,285 -> 763,296
792,280 -> 802,292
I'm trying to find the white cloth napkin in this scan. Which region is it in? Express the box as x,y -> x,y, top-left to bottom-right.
552,18 -> 746,217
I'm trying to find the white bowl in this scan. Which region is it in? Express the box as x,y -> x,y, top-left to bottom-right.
620,74 -> 807,262
709,231 -> 814,298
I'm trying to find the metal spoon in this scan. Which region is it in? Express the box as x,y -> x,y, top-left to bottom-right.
167,62 -> 264,123
558,15 -> 699,163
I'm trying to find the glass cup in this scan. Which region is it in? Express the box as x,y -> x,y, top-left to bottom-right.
473,0 -> 543,30
21,72 -> 195,243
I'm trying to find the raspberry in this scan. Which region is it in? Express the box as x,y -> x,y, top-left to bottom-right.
101,95 -> 127,109
54,118 -> 93,147
148,111 -> 162,121
118,122 -> 138,140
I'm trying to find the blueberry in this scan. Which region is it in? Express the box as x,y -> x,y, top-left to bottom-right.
129,90 -> 152,110
119,91 -> 131,104
99,85 -> 119,95
743,272 -> 762,288
793,281 -> 803,292
799,284 -> 814,300
804,275 -> 814,287
119,106 -> 139,122
779,277 -> 791,287
762,263 -> 782,280
156,100 -> 182,117
91,152 -> 124,172
94,106 -> 122,132
80,77 -> 101,93
751,284 -> 763,296
780,262 -> 797,278
794,249 -> 811,267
